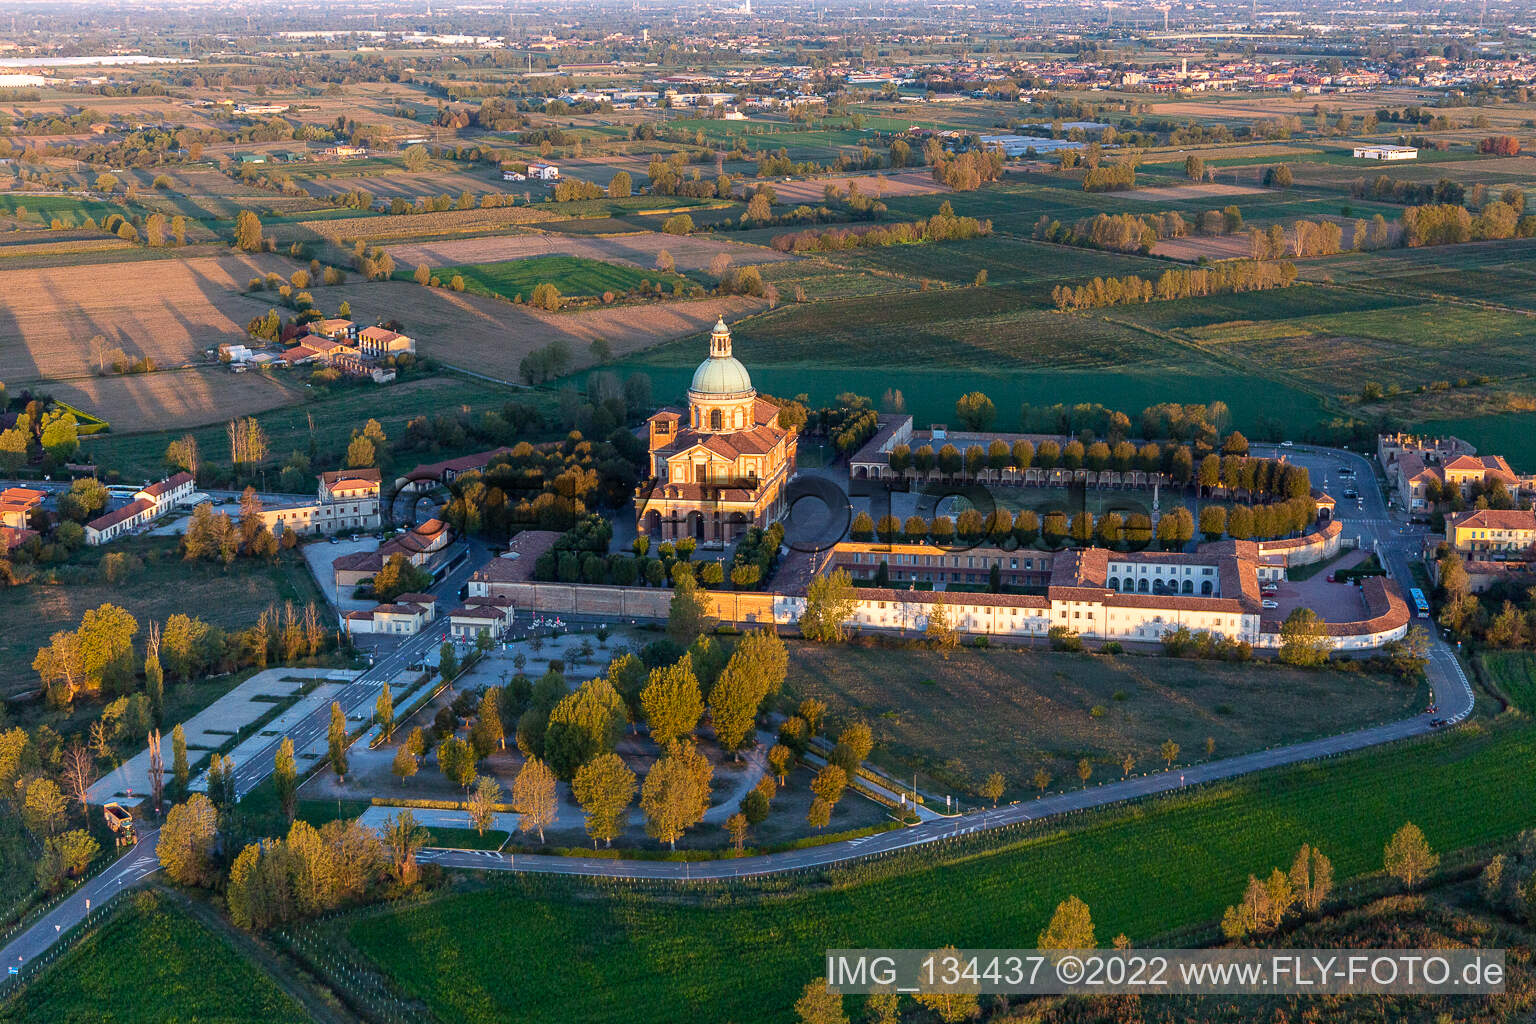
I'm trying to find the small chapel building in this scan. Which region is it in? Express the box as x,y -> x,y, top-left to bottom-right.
633,318 -> 797,544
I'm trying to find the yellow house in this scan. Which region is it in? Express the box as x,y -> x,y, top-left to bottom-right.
1445,508 -> 1536,557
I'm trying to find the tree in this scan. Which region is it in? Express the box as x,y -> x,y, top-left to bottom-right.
437,736 -> 476,790
1184,154 -> 1205,180
641,741 -> 712,849
572,752 -> 637,847
275,737 -> 297,824
980,772 -> 1005,806
546,678 -> 627,779
171,723 -> 188,799
641,659 -> 704,746
925,596 -> 959,657
1039,894 -> 1095,949
1033,767 -> 1052,792
60,741 -> 94,820
953,391 -> 996,431
793,978 -> 847,1024
23,778 -> 67,835
667,572 -> 711,645
391,743 -> 419,786
513,757 -> 558,843
383,811 -> 429,887
608,170 -> 632,198
1278,607 -> 1333,667
1268,163 -> 1293,189
468,775 -> 503,836
1384,822 -> 1439,889
1290,842 -> 1334,914
234,209 -> 263,251
439,643 -> 459,682
327,701 -> 348,781
374,684 -> 394,740
0,427 -> 26,473
708,652 -> 769,759
36,830 -> 98,893
913,947 -> 980,1023
811,764 -> 848,806
769,743 -> 792,786
158,794 -> 220,887
800,569 -> 857,642
1160,739 -> 1180,767
402,143 -> 429,171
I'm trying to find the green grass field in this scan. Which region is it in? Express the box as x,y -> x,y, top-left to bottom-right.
1483,650 -> 1536,714
345,710 -> 1536,1024
436,255 -> 696,300
82,370 -> 529,482
0,541 -> 325,696
0,891 -> 305,1024
783,644 -> 1425,800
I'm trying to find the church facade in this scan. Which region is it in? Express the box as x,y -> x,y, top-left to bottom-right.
634,318 -> 797,545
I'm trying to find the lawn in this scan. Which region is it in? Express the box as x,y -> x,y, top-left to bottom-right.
0,541 -> 325,697
82,370 -> 530,482
345,715 -> 1536,1024
437,255 -> 697,300
781,643 -> 1425,800
0,891 -> 305,1024
1483,650 -> 1536,715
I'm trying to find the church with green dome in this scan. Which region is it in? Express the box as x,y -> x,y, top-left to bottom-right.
634,317 -> 798,545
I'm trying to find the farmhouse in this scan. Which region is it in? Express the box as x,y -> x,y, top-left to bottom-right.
83,472 -> 196,545
527,161 -> 560,181
255,469 -> 381,537
633,318 -> 798,545
357,326 -> 415,358
1353,144 -> 1417,161
448,595 -> 517,641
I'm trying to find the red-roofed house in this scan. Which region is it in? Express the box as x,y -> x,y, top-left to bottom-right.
0,487 -> 45,530
257,470 -> 381,536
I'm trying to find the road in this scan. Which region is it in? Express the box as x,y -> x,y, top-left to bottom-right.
0,442 -> 1478,967
228,540 -> 491,800
0,828 -> 160,974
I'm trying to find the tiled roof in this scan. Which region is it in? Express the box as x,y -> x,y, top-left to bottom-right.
1449,508 -> 1536,531
86,498 -> 153,533
140,472 -> 193,498
407,447 -> 515,479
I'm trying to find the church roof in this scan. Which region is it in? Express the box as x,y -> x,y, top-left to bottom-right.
691,354 -> 752,396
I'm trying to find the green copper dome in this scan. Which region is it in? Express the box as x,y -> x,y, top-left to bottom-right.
690,317 -> 753,395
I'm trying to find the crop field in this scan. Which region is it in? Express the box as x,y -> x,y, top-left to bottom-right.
764,169 -> 950,204
0,541 -> 324,696
0,252 -> 293,382
1308,238 -> 1536,313
434,255 -> 698,300
826,235 -> 1169,289
271,205 -> 559,247
0,891 -> 305,1024
83,371 -> 523,481
606,284 -> 1328,434
344,716 -> 1536,1024
300,166 -> 514,201
388,230 -> 793,275
783,644 -> 1424,800
37,365 -> 302,435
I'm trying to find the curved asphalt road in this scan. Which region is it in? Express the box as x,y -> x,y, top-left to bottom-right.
0,443 -> 1476,968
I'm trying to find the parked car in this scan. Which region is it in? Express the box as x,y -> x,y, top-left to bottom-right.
1262,599 -> 1279,609
1326,573 -> 1337,583
1280,440 -> 1294,447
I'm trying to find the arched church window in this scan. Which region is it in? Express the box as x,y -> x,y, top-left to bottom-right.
710,409 -> 722,430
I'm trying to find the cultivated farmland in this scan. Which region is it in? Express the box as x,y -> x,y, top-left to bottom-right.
37,365 -> 301,435
0,253 -> 292,382
388,230 -> 793,274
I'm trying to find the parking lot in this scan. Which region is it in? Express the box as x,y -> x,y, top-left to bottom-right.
1263,548 -> 1377,623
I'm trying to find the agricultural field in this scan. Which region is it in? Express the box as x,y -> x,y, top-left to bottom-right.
782,643 -> 1424,799
0,891 -> 305,1024
388,230 -> 793,276
1482,651 -> 1536,714
602,284 -> 1329,436
0,539 -> 325,695
343,714 -> 1536,1024
428,255 -> 697,300
0,252 -> 292,382
39,365 -> 302,435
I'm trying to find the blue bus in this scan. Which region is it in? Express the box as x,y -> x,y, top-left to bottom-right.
1409,587 -> 1430,617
